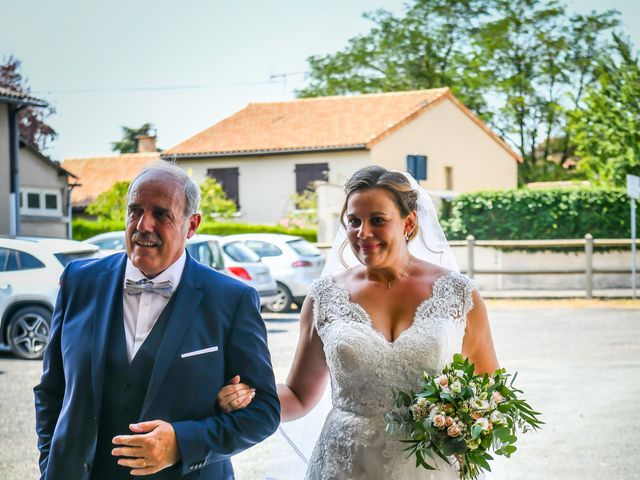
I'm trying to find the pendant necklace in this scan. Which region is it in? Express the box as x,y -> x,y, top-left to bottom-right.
369,255 -> 413,289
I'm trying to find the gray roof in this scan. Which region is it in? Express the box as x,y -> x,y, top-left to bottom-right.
0,86 -> 48,107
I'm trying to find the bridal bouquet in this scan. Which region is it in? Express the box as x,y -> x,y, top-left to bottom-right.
385,354 -> 542,480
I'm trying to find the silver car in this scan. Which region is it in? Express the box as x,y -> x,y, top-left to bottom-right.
192,235 -> 278,307
223,234 -> 325,313
0,237 -> 99,359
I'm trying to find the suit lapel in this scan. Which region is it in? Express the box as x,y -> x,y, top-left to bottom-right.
141,253 -> 203,418
91,253 -> 127,417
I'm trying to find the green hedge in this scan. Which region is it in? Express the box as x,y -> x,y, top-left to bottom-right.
72,218 -> 316,242
441,188 -> 636,240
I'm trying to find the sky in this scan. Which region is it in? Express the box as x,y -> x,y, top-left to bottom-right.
2,0 -> 639,161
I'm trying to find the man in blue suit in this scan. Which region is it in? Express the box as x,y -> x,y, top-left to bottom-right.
34,162 -> 280,479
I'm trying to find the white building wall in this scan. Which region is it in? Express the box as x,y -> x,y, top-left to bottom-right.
178,150 -> 370,224
369,99 -> 518,193
0,103 -> 11,236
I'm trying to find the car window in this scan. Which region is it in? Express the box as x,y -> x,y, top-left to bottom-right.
208,241 -> 225,271
54,251 -> 98,266
6,250 -> 20,271
287,238 -> 321,256
245,240 -> 282,257
0,248 -> 8,271
18,251 -> 46,269
187,241 -> 224,271
93,237 -> 125,250
223,242 -> 261,263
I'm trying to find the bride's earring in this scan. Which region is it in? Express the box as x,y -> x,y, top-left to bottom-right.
404,231 -> 409,242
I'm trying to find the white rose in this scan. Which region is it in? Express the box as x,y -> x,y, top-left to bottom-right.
474,417 -> 491,431
490,410 -> 507,425
417,397 -> 428,407
450,381 -> 462,394
455,369 -> 465,378
471,398 -> 490,411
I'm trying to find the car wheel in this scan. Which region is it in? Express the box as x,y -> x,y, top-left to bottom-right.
265,282 -> 293,313
7,306 -> 51,360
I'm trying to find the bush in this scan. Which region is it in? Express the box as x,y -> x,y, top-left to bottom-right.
72,219 -> 317,242
441,187 -> 636,240
72,218 -> 125,240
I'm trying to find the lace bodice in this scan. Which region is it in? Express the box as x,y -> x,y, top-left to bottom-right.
305,271 -> 476,479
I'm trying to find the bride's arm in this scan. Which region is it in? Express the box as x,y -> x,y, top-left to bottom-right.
461,290 -> 500,375
278,295 -> 329,422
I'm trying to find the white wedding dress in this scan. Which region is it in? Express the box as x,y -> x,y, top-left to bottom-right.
303,270 -> 476,480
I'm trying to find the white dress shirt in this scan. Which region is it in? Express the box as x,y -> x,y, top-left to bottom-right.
122,251 -> 186,363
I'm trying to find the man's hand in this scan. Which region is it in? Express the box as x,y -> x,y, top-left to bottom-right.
112,420 -> 180,476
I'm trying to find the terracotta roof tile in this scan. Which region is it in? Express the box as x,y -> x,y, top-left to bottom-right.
163,89 -> 451,156
61,152 -> 160,206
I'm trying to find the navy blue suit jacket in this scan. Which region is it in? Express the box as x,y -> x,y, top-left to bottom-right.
34,251 -> 280,479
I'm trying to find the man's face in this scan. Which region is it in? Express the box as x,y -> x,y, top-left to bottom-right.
125,172 -> 200,278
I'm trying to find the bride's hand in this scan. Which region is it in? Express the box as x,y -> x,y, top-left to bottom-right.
217,375 -> 255,412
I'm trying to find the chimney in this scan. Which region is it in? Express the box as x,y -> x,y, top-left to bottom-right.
136,133 -> 157,153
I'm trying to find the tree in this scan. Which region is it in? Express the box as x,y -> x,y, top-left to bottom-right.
86,181 -> 130,222
0,55 -> 57,151
568,35 -> 640,187
297,0 -> 493,117
296,0 -> 620,183
199,177 -> 237,220
280,190 -> 318,229
111,123 -> 157,154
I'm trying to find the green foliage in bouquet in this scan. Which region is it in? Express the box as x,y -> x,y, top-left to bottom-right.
385,354 -> 542,480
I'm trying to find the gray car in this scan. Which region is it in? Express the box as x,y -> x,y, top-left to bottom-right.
223,233 -> 325,313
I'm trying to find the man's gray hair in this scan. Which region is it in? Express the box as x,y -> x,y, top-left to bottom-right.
127,161 -> 201,216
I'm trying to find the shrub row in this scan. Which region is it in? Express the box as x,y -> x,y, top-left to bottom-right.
441,187 -> 637,240
72,218 -> 317,242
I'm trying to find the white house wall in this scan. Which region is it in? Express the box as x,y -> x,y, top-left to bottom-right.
0,103 -> 11,236
178,150 -> 369,224
369,98 -> 518,193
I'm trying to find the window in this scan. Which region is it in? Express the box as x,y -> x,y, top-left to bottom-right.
223,242 -> 261,263
245,241 -> 282,258
0,248 -> 45,272
20,188 -> 62,216
295,163 -> 328,194
445,166 -> 454,190
207,168 -> 240,208
287,239 -> 322,256
406,155 -> 428,180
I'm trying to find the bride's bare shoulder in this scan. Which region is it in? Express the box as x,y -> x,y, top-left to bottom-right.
411,258 -> 450,283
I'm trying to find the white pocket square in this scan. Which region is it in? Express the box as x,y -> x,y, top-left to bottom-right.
180,346 -> 219,359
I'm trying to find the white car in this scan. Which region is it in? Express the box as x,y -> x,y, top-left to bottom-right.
224,234 -> 325,313
0,237 -> 99,359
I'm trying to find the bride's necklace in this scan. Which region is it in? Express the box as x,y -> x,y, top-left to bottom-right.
367,255 -> 413,289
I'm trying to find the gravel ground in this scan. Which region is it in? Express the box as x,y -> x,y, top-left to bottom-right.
1,300 -> 638,479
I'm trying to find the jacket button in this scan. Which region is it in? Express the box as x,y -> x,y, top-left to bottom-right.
82,463 -> 89,471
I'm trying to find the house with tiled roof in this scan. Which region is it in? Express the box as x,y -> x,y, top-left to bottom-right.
162,88 -> 520,236
62,152 -> 159,211
1,87 -> 76,238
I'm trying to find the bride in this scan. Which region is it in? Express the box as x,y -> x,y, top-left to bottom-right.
219,165 -> 499,479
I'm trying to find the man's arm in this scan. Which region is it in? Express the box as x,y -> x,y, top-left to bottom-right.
172,287 -> 280,474
33,268 -> 68,476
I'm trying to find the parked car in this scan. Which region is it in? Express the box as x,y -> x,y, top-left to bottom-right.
188,234 -> 278,307
223,234 -> 325,313
85,231 -> 278,307
0,237 -> 99,359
